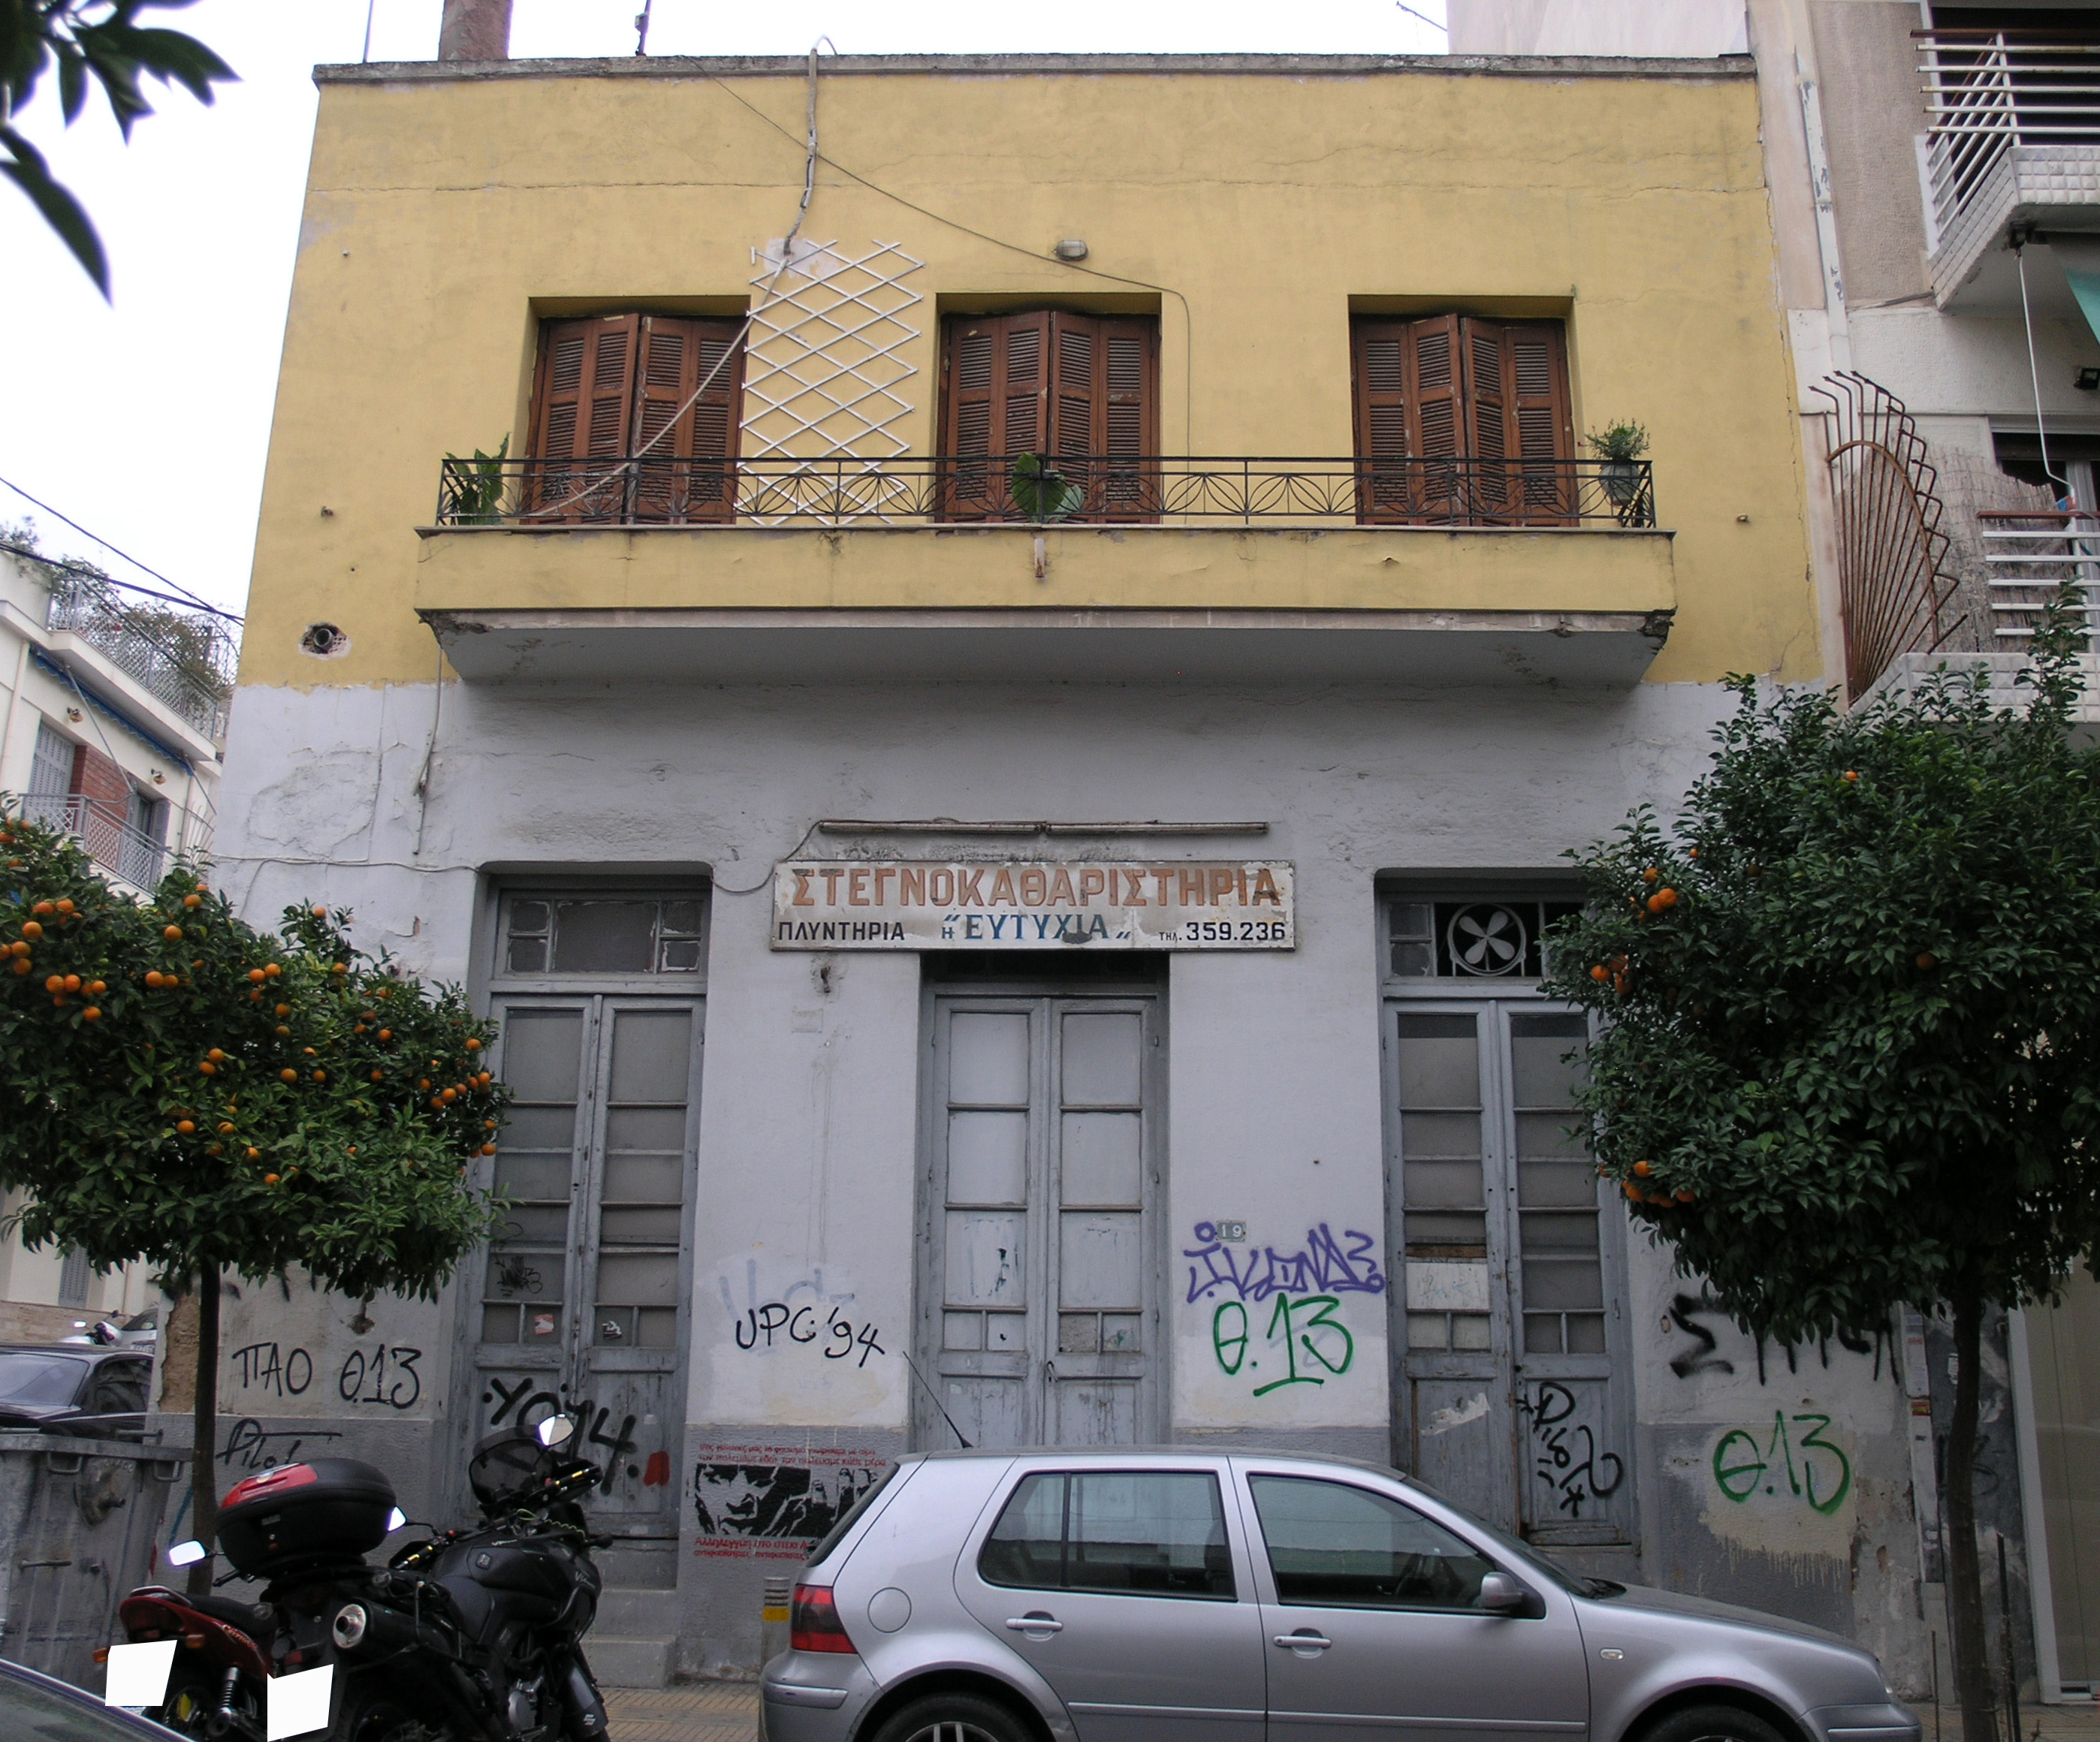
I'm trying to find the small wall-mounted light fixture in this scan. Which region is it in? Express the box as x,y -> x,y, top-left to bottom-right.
65,707 -> 83,723
1053,238 -> 1089,262
2077,366 -> 2100,391
150,770 -> 167,785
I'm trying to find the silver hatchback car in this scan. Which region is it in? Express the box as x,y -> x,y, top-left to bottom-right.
762,1448 -> 1919,1742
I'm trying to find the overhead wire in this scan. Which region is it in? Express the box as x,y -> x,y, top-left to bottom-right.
703,68 -> 1199,451
0,472 -> 243,622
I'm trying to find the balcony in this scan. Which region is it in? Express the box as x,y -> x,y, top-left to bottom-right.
41,571 -> 236,743
20,793 -> 171,893
1920,29 -> 2100,307
418,454 -> 1674,687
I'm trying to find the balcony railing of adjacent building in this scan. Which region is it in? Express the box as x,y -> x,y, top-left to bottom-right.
1919,28 -> 2100,249
39,568 -> 237,742
433,454 -> 1658,532
18,793 -> 173,891
1981,511 -> 2100,641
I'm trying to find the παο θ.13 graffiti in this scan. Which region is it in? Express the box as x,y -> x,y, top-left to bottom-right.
1712,1411 -> 1852,1514
1211,1294 -> 1355,1397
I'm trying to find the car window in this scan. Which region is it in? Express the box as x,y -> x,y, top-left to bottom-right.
0,1666 -> 168,1739
89,1363 -> 149,1415
980,1470 -> 1236,1600
0,1354 -> 90,1407
803,1463 -> 899,1570
1248,1475 -> 1495,1611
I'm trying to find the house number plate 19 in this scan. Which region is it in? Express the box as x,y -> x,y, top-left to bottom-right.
771,860 -> 1296,951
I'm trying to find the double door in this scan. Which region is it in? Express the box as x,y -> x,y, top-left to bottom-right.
1385,999 -> 1632,1546
468,996 -> 702,1562
918,993 -> 1163,1448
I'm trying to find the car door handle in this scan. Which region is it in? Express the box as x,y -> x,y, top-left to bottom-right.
1274,1632 -> 1332,1650
1006,1614 -> 1064,1635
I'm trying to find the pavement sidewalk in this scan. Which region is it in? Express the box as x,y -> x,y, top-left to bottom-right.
605,1681 -> 760,1742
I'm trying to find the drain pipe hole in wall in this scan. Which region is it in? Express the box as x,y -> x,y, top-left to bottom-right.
300,623 -> 351,659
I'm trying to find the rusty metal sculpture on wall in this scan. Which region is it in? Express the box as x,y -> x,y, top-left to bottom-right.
1809,372 -> 1964,700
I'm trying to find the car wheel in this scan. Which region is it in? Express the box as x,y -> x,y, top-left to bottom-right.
1637,1702 -> 1793,1742
867,1690 -> 1036,1742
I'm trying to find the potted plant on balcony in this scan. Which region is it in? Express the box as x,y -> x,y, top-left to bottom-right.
1585,420 -> 1649,508
1009,451 -> 1085,523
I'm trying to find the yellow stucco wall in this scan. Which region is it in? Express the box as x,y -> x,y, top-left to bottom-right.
243,56 -> 1815,689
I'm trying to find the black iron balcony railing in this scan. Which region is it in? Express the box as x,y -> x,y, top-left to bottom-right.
434,454 -> 1657,532
1919,29 -> 2100,240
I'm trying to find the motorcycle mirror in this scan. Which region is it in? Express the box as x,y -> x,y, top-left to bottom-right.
385,1507 -> 408,1533
535,1415 -> 575,1450
165,1541 -> 207,1568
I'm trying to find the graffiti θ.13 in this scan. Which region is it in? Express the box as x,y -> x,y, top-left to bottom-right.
1712,1411 -> 1853,1515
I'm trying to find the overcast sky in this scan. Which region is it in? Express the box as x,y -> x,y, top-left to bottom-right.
0,1 -> 1447,619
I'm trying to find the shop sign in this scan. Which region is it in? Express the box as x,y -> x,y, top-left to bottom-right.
771,860 -> 1295,950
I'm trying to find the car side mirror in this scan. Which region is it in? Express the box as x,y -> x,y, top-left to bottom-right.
1478,1571 -> 1531,1615
166,1540 -> 208,1568
535,1415 -> 575,1449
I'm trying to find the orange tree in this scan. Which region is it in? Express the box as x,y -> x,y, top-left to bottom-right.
0,803 -> 507,1590
1543,617 -> 2100,1740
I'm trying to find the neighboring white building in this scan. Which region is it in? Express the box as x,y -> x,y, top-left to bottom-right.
1455,0 -> 2100,1707
0,535 -> 231,1343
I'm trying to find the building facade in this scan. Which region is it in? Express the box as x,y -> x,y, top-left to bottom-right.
196,26 -> 1962,1689
0,537 -> 228,1341
1450,0 -> 2100,1711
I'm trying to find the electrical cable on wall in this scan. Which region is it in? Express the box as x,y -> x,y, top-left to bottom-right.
705,68 -> 1199,450
0,473 -> 240,621
2016,240 -> 2070,497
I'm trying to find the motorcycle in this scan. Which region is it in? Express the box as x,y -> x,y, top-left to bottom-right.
119,1415 -> 609,1742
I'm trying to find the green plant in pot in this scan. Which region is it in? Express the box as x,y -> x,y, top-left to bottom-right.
1010,451 -> 1085,522
445,434 -> 511,525
1584,420 -> 1649,508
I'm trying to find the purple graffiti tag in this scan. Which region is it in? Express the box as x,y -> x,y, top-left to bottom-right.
1184,1222 -> 1386,1304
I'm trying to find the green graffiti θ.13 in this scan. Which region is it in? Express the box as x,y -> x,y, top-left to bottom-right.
1211,1294 -> 1354,1396
1712,1411 -> 1852,1514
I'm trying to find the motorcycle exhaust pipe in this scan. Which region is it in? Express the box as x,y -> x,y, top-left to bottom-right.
332,1600 -> 444,1659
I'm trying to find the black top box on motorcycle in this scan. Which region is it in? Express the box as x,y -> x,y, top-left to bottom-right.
218,1459 -> 396,1577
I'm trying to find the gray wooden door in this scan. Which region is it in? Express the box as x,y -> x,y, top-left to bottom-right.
917,995 -> 1162,1449
472,996 -> 702,1562
1385,999 -> 1632,1546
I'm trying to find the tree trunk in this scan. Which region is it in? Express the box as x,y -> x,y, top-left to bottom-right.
186,1266 -> 219,1596
1944,1282 -> 1996,1742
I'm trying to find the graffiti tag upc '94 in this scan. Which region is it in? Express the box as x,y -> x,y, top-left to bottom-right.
1712,1411 -> 1853,1514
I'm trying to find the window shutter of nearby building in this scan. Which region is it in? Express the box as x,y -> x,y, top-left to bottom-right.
1352,315 -> 1570,524
631,315 -> 745,521
29,722 -> 75,801
939,310 -> 1157,520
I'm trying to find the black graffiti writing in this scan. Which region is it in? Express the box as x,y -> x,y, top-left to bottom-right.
218,1418 -> 343,1470
1523,1382 -> 1625,1519
337,1345 -> 423,1411
481,1376 -> 638,1493
735,1301 -> 886,1367
228,1342 -> 314,1398
1665,1293 -> 1736,1378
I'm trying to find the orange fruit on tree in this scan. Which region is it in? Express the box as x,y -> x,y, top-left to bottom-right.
377,1029 -> 391,1041
264,963 -> 281,978
81,1007 -> 101,1021
44,975 -> 62,993
162,925 -> 183,942
312,907 -> 327,918
183,894 -> 201,909
32,901 -> 53,917
86,981 -> 103,995
20,921 -> 41,940
207,1048 -> 226,1062
1642,866 -> 1659,883
275,1003 -> 291,1017
177,1120 -> 195,1135
10,959 -> 29,975
466,1037 -> 482,1052
370,1070 -> 383,1082
199,1061 -> 216,1075
312,1069 -> 327,1082
54,899 -> 73,915
1917,952 -> 1937,969
264,1174 -> 280,1186
248,968 -> 266,984
144,970 -> 164,988
1633,1159 -> 1653,1177
280,1068 -> 298,1083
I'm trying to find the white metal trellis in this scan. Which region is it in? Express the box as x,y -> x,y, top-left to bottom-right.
741,238 -> 925,523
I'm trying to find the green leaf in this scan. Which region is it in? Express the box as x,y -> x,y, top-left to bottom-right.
0,125 -> 107,294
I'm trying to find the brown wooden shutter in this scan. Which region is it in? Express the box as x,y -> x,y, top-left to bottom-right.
632,315 -> 744,523
1353,314 -> 1567,524
1044,312 -> 1157,519
940,311 -> 1052,518
528,313 -> 641,519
